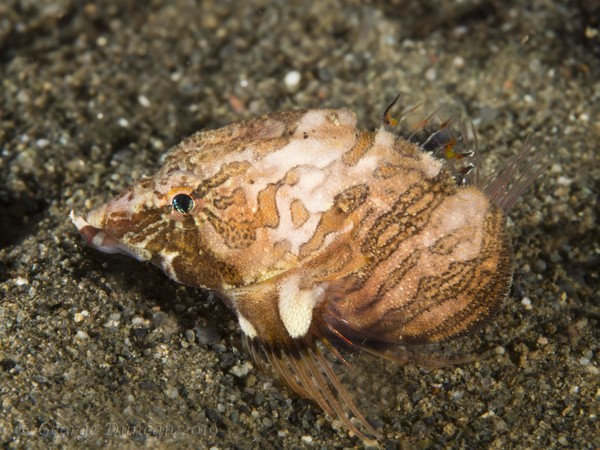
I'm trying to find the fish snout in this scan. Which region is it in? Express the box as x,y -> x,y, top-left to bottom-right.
70,209 -> 150,261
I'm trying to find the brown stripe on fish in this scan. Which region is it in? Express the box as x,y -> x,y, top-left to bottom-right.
430,229 -> 467,255
342,178 -> 450,296
166,240 -> 244,288
301,241 -> 362,285
372,155 -> 435,180
106,209 -> 167,241
393,137 -> 422,160
367,209 -> 511,343
382,243 -> 485,323
397,256 -> 508,343
192,161 -> 250,198
212,187 -> 246,210
256,182 -> 281,228
341,130 -> 375,166
429,248 -> 510,340
373,162 -> 407,179
298,184 -> 369,259
298,210 -> 342,259
402,262 -> 478,316
352,250 -> 422,315
333,184 -> 369,214
163,111 -> 305,168
360,181 -> 438,259
290,199 -> 310,228
203,210 -> 257,249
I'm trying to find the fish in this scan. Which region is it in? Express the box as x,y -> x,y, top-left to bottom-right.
71,101 -> 543,440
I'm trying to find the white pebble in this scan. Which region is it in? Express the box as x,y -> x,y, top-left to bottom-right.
521,297 -> 532,310
15,277 -> 29,286
75,330 -> 89,340
230,361 -> 253,378
138,95 -> 151,108
131,316 -> 146,326
453,56 -> 465,68
425,67 -> 437,81
284,70 -> 301,91
556,176 -> 573,186
36,139 -> 50,148
301,435 -> 313,444
17,91 -> 30,103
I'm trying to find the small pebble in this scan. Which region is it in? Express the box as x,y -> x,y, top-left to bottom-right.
452,56 -> 465,68
212,343 -> 226,353
138,95 -> 151,107
15,277 -> 29,286
36,139 -> 50,148
301,435 -> 313,444
425,67 -> 437,81
75,330 -> 89,340
230,361 -> 253,378
185,329 -> 195,343
284,70 -> 301,92
131,316 -> 146,326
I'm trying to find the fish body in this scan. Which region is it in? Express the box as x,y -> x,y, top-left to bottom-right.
72,108 -> 520,439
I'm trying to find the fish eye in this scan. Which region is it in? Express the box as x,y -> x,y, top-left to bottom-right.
172,193 -> 195,214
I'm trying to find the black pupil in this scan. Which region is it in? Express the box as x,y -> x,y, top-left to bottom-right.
172,193 -> 194,214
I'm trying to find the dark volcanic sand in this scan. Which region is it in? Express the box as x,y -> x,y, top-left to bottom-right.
1,1 -> 598,448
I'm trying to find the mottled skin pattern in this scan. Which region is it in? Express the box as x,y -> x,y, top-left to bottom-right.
72,109 -> 513,440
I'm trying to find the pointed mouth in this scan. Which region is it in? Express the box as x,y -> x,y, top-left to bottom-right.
70,210 -> 149,261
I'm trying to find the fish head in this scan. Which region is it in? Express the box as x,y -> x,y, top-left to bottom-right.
71,167 -> 237,289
